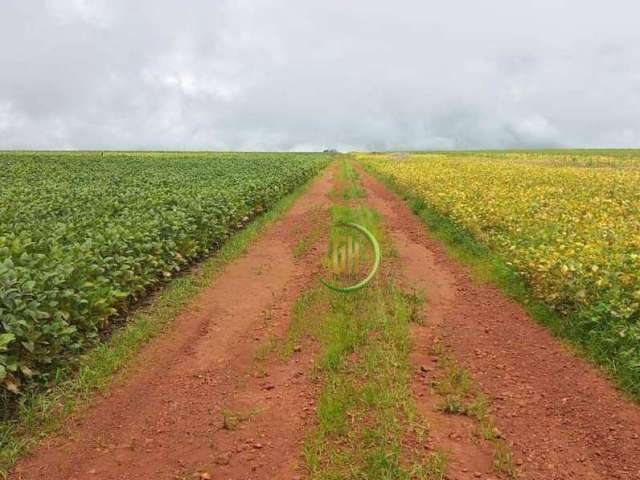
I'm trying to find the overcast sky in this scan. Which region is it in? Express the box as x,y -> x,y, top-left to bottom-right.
1,1 -> 639,151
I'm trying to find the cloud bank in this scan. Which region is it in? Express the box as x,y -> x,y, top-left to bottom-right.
1,0 -> 639,150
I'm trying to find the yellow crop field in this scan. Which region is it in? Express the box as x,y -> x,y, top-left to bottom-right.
360,151 -> 640,389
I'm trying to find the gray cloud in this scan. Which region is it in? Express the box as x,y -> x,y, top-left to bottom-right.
1,0 -> 639,150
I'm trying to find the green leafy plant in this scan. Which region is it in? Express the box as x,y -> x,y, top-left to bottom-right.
0,151 -> 330,394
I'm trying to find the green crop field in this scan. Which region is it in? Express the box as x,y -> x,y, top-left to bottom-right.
0,152 -> 329,394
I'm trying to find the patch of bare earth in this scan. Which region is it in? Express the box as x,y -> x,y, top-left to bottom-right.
11,165 -> 335,480
358,165 -> 640,480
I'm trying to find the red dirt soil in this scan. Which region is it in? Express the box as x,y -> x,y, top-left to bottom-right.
358,165 -> 640,480
11,166 -> 334,480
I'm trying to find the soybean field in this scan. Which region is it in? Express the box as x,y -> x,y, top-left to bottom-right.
361,150 -> 640,395
0,152 -> 328,394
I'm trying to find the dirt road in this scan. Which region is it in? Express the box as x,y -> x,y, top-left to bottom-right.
11,160 -> 640,480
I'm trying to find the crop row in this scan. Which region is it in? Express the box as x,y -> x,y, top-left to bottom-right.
361,152 -> 640,394
0,152 -> 329,393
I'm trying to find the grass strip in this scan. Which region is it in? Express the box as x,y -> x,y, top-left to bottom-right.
0,166 -> 327,477
289,204 -> 446,480
331,155 -> 366,200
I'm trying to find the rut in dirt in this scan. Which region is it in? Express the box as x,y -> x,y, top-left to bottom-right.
356,164 -> 640,480
10,165 -> 335,480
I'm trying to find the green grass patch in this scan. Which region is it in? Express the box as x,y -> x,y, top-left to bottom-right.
331,155 -> 366,200
493,441 -> 518,479
0,168 -> 325,477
